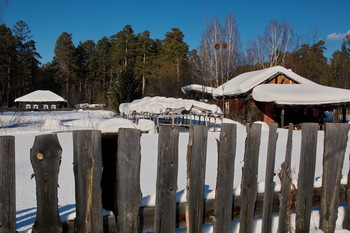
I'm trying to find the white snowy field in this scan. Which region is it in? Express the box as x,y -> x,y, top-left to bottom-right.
1,110 -> 350,233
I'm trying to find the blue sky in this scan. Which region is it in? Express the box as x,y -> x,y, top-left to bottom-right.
1,0 -> 349,64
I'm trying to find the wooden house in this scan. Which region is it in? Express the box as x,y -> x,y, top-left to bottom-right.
14,90 -> 67,110
205,66 -> 350,127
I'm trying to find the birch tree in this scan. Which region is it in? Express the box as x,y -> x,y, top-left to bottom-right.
196,14 -> 242,87
247,20 -> 297,68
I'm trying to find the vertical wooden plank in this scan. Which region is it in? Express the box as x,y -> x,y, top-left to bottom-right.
213,123 -> 237,233
0,136 -> 16,233
30,134 -> 63,233
277,123 -> 294,233
296,123 -> 318,233
186,125 -> 208,233
116,128 -> 142,233
320,123 -> 349,232
154,127 -> 179,233
239,123 -> 262,233
73,130 -> 103,233
344,152 -> 350,230
261,123 -> 278,233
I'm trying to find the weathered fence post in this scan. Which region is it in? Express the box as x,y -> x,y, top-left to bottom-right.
213,123 -> 237,233
277,123 -> 294,233
115,128 -> 142,233
239,123 -> 262,233
186,125 -> 208,233
30,134 -> 62,233
320,123 -> 349,233
0,136 -> 15,233
154,126 -> 179,233
73,130 -> 103,233
344,150 -> 350,230
296,123 -> 318,233
261,123 -> 278,233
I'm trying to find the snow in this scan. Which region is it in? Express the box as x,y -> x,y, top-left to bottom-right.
212,66 -> 315,97
98,118 -> 137,133
1,109 -> 350,232
119,96 -> 222,115
181,84 -> 215,94
253,84 -> 350,105
14,90 -> 67,103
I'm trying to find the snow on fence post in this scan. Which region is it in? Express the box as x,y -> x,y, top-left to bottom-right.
0,136 -> 16,233
115,128 -> 142,233
320,123 -> 349,233
73,130 -> 103,233
186,125 -> 208,233
154,126 -> 179,233
296,123 -> 318,233
277,123 -> 294,233
213,123 -> 237,233
239,123 -> 262,233
261,123 -> 278,233
30,134 -> 63,233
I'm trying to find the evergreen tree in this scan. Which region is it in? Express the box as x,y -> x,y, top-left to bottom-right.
76,40 -> 97,103
330,36 -> 350,88
135,30 -> 154,95
158,28 -> 189,97
291,40 -> 330,85
96,36 -> 112,104
12,20 -> 41,98
53,32 -> 77,106
0,24 -> 16,106
109,67 -> 141,113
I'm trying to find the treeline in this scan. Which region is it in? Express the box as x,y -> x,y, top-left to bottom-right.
1,16 -> 350,112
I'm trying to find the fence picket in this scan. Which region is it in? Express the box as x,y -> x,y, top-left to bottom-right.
261,123 -> 278,233
296,123 -> 318,233
73,130 -> 103,233
277,123 -> 294,233
154,126 -> 179,233
30,134 -> 63,233
214,123 -> 237,233
0,136 -> 15,233
320,123 -> 349,233
186,125 -> 208,233
239,123 -> 262,233
116,128 -> 142,233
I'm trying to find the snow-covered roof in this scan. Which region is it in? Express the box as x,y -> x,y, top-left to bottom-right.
15,90 -> 67,103
119,96 -> 222,115
213,66 -> 315,97
252,84 -> 350,105
181,84 -> 215,95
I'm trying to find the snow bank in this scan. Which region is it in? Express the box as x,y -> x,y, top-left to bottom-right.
137,119 -> 156,133
253,84 -> 350,105
98,118 -> 137,133
41,119 -> 67,131
119,96 -> 222,115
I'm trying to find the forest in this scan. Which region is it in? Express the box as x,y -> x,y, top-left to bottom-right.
1,14 -> 350,112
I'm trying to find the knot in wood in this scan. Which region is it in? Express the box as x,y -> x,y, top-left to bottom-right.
36,152 -> 44,160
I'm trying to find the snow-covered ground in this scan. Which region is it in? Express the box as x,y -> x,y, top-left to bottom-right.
1,110 -> 350,233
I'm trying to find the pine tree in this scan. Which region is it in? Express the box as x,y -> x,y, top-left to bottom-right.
53,32 -> 77,106
330,37 -> 350,88
12,20 -> 41,98
0,24 -> 16,107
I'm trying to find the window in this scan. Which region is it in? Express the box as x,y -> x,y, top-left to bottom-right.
51,104 -> 56,110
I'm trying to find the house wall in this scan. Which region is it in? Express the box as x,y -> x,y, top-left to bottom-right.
18,102 -> 65,110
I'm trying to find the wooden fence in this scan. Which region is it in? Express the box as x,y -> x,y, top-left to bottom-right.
1,123 -> 350,233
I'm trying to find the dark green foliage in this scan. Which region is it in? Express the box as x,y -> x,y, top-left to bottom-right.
109,67 -> 142,113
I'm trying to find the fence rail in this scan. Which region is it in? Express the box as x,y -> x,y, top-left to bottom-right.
1,123 -> 350,233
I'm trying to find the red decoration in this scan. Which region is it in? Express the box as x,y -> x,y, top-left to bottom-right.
214,44 -> 221,50
221,43 -> 228,49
